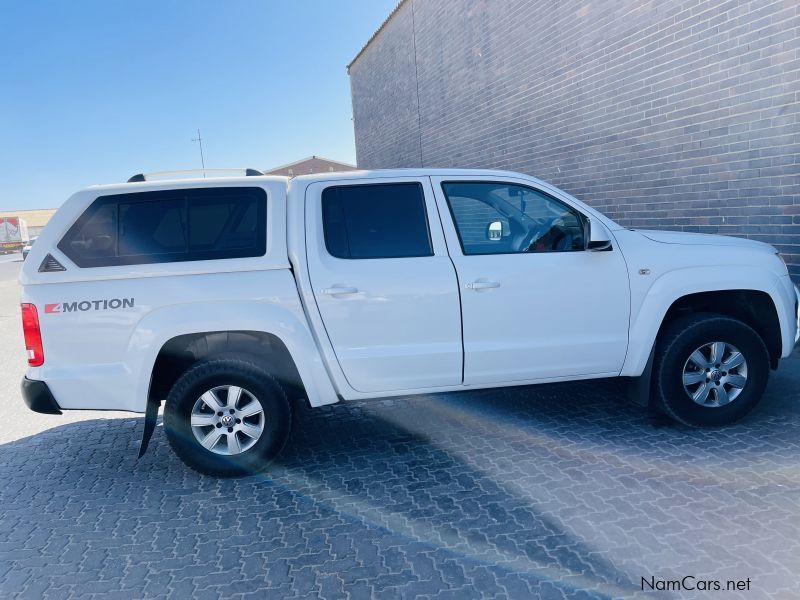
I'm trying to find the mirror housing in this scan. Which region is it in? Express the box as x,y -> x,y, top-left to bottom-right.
585,217 -> 613,251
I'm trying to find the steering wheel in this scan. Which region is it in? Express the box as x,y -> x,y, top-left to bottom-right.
520,216 -> 565,252
550,225 -> 573,251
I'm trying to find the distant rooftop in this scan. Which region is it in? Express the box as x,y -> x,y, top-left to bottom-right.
0,208 -> 57,228
264,155 -> 357,178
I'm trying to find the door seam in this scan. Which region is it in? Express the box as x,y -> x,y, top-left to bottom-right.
428,176 -> 465,384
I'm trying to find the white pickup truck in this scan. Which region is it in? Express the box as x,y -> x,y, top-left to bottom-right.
20,169 -> 800,476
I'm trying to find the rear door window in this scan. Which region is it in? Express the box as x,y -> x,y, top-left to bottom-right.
321,183 -> 432,259
59,187 -> 267,267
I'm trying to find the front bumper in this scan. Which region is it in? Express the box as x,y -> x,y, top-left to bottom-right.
21,377 -> 62,415
795,284 -> 800,347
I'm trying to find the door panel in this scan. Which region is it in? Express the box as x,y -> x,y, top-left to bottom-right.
305,178 -> 462,393
432,176 -> 630,384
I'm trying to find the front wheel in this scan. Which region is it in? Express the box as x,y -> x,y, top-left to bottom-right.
653,314 -> 770,426
164,357 -> 291,476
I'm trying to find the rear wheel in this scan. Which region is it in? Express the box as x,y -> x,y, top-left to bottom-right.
653,314 -> 770,426
164,357 -> 291,476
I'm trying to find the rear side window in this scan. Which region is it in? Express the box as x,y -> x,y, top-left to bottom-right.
59,187 -> 267,267
321,183 -> 432,259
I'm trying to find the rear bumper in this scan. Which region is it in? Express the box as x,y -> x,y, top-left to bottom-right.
21,377 -> 62,415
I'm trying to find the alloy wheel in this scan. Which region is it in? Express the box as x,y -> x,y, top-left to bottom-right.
190,385 -> 265,455
682,341 -> 748,408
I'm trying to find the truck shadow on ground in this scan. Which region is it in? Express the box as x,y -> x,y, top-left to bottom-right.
1,377 -> 799,598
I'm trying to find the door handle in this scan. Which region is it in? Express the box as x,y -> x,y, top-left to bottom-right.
322,286 -> 359,296
466,280 -> 500,290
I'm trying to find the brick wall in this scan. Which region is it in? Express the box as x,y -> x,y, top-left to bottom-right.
348,0 -> 800,280
348,2 -> 422,170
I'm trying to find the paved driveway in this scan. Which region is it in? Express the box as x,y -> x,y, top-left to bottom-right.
1,261 -> 798,599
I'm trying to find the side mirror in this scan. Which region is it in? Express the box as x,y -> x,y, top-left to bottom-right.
585,217 -> 613,251
486,221 -> 504,241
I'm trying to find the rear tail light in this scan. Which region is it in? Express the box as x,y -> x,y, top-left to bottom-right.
20,303 -> 44,367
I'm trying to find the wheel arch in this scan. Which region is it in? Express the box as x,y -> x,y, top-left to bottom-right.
622,268 -> 787,377
658,290 -> 781,368
148,330 -> 306,406
128,301 -> 339,414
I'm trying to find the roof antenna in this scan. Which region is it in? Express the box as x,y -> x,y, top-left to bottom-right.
191,128 -> 206,178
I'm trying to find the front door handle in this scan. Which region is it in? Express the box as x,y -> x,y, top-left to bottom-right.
322,286 -> 359,296
466,280 -> 500,290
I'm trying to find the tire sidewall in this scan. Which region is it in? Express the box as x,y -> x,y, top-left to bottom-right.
656,317 -> 769,426
164,358 -> 290,475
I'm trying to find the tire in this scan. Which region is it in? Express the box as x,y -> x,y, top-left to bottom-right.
653,313 -> 770,427
163,356 -> 291,476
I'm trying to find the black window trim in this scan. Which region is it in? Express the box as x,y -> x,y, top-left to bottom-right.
321,181 -> 435,260
58,187 -> 268,268
440,180 -> 588,257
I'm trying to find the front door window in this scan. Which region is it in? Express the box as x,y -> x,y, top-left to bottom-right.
442,181 -> 586,255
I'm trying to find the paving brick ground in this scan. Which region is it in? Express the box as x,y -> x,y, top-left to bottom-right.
1,259 -> 798,599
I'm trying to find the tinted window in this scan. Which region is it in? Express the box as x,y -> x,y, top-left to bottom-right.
119,198 -> 186,256
59,187 -> 267,267
442,182 -> 585,255
62,203 -> 117,260
322,183 -> 432,259
189,197 -> 259,251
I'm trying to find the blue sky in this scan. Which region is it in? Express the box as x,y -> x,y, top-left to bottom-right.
0,0 -> 397,210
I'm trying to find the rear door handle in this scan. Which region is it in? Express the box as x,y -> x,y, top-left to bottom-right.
322,286 -> 359,296
466,280 -> 500,290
